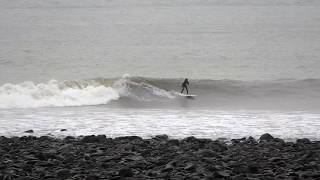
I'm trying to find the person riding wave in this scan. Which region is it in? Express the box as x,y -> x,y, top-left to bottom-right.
181,78 -> 189,94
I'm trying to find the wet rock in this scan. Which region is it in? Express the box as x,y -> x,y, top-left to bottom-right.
98,155 -> 121,162
118,167 -> 133,177
259,133 -> 274,141
214,170 -> 231,178
58,144 -> 74,153
184,163 -> 196,172
196,149 -> 216,157
25,130 -> 34,133
153,134 -> 169,141
96,135 -> 107,142
125,155 -> 144,161
157,172 -> 169,179
232,174 -> 247,180
81,135 -> 97,143
269,157 -> 282,162
60,129 -> 67,132
85,174 -> 99,180
81,135 -> 106,143
162,161 -> 176,172
248,164 -> 260,174
39,136 -> 54,141
65,136 -> 75,140
167,139 -> 180,146
182,136 -> 198,142
115,136 -> 142,141
56,169 -> 71,179
296,138 -> 311,144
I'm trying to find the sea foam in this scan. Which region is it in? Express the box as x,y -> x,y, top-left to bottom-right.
0,80 -> 120,108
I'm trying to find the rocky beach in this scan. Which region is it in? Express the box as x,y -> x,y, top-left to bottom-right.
1,0 -> 320,180
1,133 -> 320,180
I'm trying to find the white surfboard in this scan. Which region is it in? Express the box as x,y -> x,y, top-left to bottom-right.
178,93 -> 197,98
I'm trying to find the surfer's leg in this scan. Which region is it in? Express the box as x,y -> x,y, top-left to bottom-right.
186,87 -> 189,94
181,87 -> 185,93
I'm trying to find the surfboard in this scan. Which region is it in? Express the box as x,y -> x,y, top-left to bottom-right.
178,93 -> 197,98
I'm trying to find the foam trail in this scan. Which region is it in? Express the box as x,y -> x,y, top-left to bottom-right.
0,80 -> 119,108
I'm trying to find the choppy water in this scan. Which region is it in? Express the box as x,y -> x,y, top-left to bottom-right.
0,0 -> 320,139
1,107 -> 320,141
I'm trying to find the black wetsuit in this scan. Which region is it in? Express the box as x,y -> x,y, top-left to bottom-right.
181,79 -> 189,94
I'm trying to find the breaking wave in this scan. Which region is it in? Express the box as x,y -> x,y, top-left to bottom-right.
0,76 -> 320,110
0,80 -> 120,108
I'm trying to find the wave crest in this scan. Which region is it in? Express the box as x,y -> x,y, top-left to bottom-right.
0,79 -> 120,108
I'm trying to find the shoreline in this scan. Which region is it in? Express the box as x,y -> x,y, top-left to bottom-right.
1,134 -> 320,179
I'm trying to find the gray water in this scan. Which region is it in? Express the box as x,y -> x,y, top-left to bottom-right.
0,0 -> 320,139
1,0 -> 320,83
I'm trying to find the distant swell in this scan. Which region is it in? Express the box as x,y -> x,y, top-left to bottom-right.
0,76 -> 320,110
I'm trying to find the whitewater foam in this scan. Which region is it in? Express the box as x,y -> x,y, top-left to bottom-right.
0,79 -> 120,108
0,77 -> 177,109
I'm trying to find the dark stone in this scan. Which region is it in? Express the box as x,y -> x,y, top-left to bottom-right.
98,155 -> 121,162
196,149 -> 216,157
259,133 -> 274,141
64,136 -> 75,140
96,135 -> 107,141
214,170 -> 230,178
248,164 -> 259,173
25,130 -> 34,133
153,134 -> 169,141
296,138 -> 311,144
157,172 -> 169,178
56,169 -> 71,179
162,161 -> 175,172
118,167 -> 133,177
184,163 -> 196,172
60,129 -> 67,132
114,136 -> 142,141
39,136 -> 54,141
125,155 -> 144,161
20,135 -> 37,141
299,171 -> 320,178
15,177 -> 35,180
81,135 -> 106,143
269,157 -> 282,162
58,144 -> 74,153
167,139 -> 180,146
182,136 -> 198,142
85,175 -> 99,180
247,136 -> 257,143
232,174 -> 247,180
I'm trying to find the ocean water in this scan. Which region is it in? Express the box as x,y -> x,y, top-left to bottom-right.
0,0 -> 320,140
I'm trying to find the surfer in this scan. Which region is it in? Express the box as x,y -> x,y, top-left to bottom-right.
181,78 -> 189,94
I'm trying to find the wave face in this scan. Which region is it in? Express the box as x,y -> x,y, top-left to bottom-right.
0,77 -> 320,110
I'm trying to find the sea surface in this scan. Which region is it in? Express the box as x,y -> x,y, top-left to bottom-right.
0,0 -> 320,140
